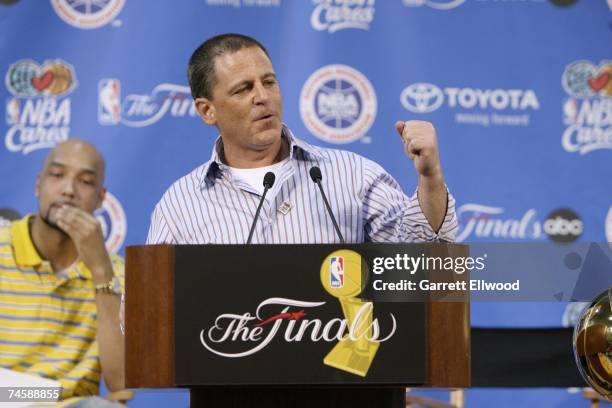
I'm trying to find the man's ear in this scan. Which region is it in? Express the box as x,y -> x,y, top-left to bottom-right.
96,187 -> 106,210
194,97 -> 217,126
35,176 -> 40,198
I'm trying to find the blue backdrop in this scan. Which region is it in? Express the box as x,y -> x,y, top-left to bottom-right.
1,0 -> 610,406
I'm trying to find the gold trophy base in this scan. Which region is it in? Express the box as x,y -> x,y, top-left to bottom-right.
323,340 -> 380,377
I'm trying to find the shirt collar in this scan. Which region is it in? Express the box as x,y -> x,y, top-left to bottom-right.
11,215 -> 43,268
198,124 -> 326,189
10,214 -> 91,280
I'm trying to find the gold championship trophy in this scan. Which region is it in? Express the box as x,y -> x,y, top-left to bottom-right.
320,249 -> 379,377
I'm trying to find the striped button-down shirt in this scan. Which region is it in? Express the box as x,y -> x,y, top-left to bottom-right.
146,126 -> 457,245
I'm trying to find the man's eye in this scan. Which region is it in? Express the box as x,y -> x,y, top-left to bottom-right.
81,179 -> 94,185
49,172 -> 62,178
264,79 -> 276,86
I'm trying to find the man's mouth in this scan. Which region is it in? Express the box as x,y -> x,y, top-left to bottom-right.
50,201 -> 77,210
254,113 -> 274,121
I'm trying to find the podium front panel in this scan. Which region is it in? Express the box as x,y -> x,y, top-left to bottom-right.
173,244 -> 427,386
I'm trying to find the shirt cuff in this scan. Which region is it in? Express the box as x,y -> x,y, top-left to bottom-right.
409,186 -> 458,242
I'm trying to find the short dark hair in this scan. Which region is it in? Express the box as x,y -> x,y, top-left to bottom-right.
187,33 -> 270,100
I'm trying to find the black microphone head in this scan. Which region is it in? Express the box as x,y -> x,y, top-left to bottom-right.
309,166 -> 322,183
263,171 -> 275,189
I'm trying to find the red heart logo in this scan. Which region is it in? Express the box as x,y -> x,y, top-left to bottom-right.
31,70 -> 54,92
588,72 -> 610,92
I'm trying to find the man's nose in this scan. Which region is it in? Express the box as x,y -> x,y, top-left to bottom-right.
61,178 -> 76,197
253,82 -> 269,104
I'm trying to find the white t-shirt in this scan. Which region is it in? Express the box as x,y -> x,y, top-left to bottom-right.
227,157 -> 289,195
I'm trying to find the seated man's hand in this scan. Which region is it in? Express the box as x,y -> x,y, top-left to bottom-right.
55,204 -> 112,280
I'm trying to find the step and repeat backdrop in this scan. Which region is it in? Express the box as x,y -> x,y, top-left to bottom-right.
1,0 -> 610,406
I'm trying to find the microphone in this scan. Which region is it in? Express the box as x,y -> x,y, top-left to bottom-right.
309,166 -> 345,243
246,172 -> 276,244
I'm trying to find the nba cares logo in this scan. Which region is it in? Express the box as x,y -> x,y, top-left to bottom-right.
94,191 -> 127,253
51,0 -> 124,29
300,64 -> 377,144
330,256 -> 344,288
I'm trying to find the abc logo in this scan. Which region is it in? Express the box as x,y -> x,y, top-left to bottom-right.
544,208 -> 583,243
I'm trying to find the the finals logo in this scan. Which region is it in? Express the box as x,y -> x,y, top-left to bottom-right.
98,79 -> 198,127
199,250 -> 395,377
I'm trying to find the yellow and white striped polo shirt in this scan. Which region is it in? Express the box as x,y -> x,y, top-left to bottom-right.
0,215 -> 124,399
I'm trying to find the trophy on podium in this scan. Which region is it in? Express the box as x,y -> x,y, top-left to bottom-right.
320,249 -> 379,377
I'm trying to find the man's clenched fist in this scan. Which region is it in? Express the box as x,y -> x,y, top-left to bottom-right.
395,120 -> 442,178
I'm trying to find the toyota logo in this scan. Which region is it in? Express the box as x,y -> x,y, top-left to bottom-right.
400,83 -> 444,113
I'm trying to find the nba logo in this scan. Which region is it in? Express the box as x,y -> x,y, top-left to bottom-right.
6,98 -> 20,125
98,79 -> 121,125
330,256 -> 344,288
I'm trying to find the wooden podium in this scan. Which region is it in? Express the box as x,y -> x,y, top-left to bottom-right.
125,244 -> 470,408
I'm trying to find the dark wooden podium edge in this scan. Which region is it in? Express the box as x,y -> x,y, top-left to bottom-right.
124,244 -> 471,389
126,244 -> 176,388
427,301 -> 471,387
425,243 -> 471,388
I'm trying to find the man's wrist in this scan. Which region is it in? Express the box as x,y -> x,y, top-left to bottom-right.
89,259 -> 114,284
418,170 -> 445,191
94,276 -> 121,295
90,261 -> 120,295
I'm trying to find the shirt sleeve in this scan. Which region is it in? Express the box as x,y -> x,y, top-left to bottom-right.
361,159 -> 458,243
146,203 -> 177,244
110,254 -> 125,294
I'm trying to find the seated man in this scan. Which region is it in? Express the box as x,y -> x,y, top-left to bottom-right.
0,140 -> 124,400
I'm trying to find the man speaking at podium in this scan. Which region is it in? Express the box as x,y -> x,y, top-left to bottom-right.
146,33 -> 457,245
